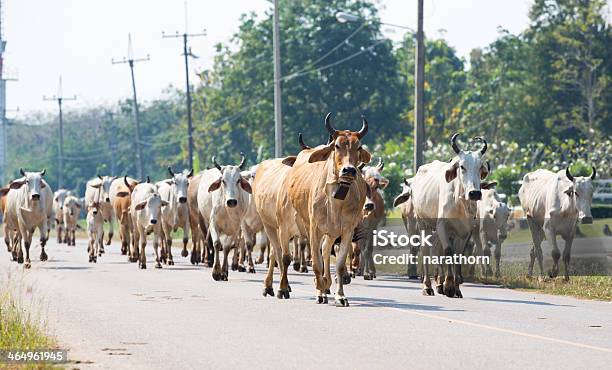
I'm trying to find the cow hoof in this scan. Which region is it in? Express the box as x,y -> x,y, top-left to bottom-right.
436,284 -> 444,295
155,262 -> 162,269
423,287 -> 435,296
325,289 -> 331,294
222,273 -> 228,281
40,251 -> 48,262
316,295 -> 325,304
322,295 -> 328,304
207,254 -> 214,267
287,284 -> 292,292
300,266 -> 308,273
276,289 -> 290,299
335,298 -> 349,307
93,257 -> 97,263
342,274 -> 351,285
181,248 -> 188,258
100,248 -> 105,254
350,272 -> 355,278
168,259 -> 174,266
24,261 -> 31,269
307,261 -> 312,267
231,263 -> 238,271
455,289 -> 463,298
237,265 -> 246,272
292,261 -> 300,272
363,274 -> 373,281
212,271 -> 222,281
88,256 -> 92,263
263,287 -> 274,297
121,246 -> 127,255
247,266 -> 256,273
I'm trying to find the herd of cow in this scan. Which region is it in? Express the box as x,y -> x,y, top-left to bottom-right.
0,113 -> 598,306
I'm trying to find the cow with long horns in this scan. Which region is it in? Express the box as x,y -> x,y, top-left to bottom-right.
286,113 -> 371,306
410,133 -> 494,297
518,166 -> 596,280
197,153 -> 252,281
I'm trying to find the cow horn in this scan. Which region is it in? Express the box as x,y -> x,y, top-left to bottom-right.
357,115 -> 369,139
325,112 -> 337,137
212,156 -> 222,172
327,135 -> 334,145
451,133 -> 461,154
146,176 -> 150,183
377,157 -> 384,171
590,166 -> 596,180
187,168 -> 194,177
404,178 -> 409,186
124,175 -> 130,188
298,133 -> 310,150
20,168 -> 26,177
566,167 -> 575,182
98,174 -> 103,181
357,163 -> 366,171
474,136 -> 488,155
40,169 -> 46,176
486,161 -> 491,173
238,152 -> 246,170
168,166 -> 175,177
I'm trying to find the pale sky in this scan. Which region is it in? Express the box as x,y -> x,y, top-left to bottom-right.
3,0 -> 534,116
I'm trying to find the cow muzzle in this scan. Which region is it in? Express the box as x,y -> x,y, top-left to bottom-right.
226,199 -> 238,208
468,190 -> 482,201
31,194 -> 40,201
179,197 -> 187,204
341,166 -> 357,178
105,197 -> 111,203
150,219 -> 157,225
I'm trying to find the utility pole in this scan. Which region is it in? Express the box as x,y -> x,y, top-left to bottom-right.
44,76 -> 76,189
414,0 -> 425,173
106,111 -> 117,175
273,0 -> 283,157
112,33 -> 148,180
162,2 -> 205,170
0,0 -> 17,185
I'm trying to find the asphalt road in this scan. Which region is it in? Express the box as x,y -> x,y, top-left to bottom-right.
2,239 -> 611,370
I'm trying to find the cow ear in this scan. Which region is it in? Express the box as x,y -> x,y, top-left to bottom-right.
208,178 -> 222,192
308,145 -> 333,163
240,178 -> 252,194
358,148 -> 371,165
41,182 -> 47,189
161,200 -> 169,207
0,187 -> 10,196
445,163 -> 458,183
88,182 -> 102,189
165,180 -> 174,186
480,164 -> 489,180
9,180 -> 25,190
281,156 -> 297,167
76,203 -> 82,209
393,193 -> 411,207
480,181 -> 497,190
116,191 -> 129,198
135,200 -> 147,211
378,178 -> 389,190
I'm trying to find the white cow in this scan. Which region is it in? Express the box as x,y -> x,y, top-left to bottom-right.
237,166 -> 262,274
130,182 -> 168,269
393,177 -> 420,278
518,167 -> 595,280
472,188 -> 509,278
84,175 -> 117,246
4,169 -> 53,268
197,154 -> 251,281
53,189 -> 71,243
62,195 -> 81,246
86,201 -> 104,263
157,167 -> 193,266
411,134 -> 493,297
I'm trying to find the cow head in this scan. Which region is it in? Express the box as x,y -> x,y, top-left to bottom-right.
64,196 -> 81,217
117,176 -> 140,198
167,167 -> 193,204
89,175 -> 117,203
308,113 -> 371,186
134,193 -> 168,225
88,201 -> 101,216
393,178 -> 412,207
361,158 -> 389,190
54,189 -> 70,210
445,133 -> 489,201
565,166 -> 596,224
208,153 -> 252,208
10,168 -> 47,202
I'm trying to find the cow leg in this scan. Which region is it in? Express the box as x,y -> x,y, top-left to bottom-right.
526,216 -> 544,277
106,213 -> 114,245
483,242 -> 493,278
231,243 -> 240,271
275,227 -> 292,299
261,223 -> 279,296
299,237 -> 308,273
322,235 -> 334,297
351,241 -> 360,278
256,238 -> 266,265
153,231 -> 162,269
39,222 -> 48,262
237,240 -> 247,272
494,242 -> 502,278
470,231 -> 483,278
166,237 -> 174,266
363,228 -> 376,280
436,220 -> 456,298
23,232 -> 32,269
309,225 -> 328,303
544,222 -> 560,278
245,240 -> 256,273
130,227 -> 140,263
334,229 -> 352,307
561,234 -> 574,281
421,237 -> 434,296
139,238 -> 147,269
263,245 -> 276,297
221,244 -> 231,281
292,238 -> 301,272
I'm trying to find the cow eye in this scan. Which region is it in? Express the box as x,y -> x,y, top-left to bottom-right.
460,165 -> 466,170
335,143 -> 341,149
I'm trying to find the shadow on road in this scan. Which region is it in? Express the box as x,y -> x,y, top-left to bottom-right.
472,297 -> 574,307
349,296 -> 465,312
